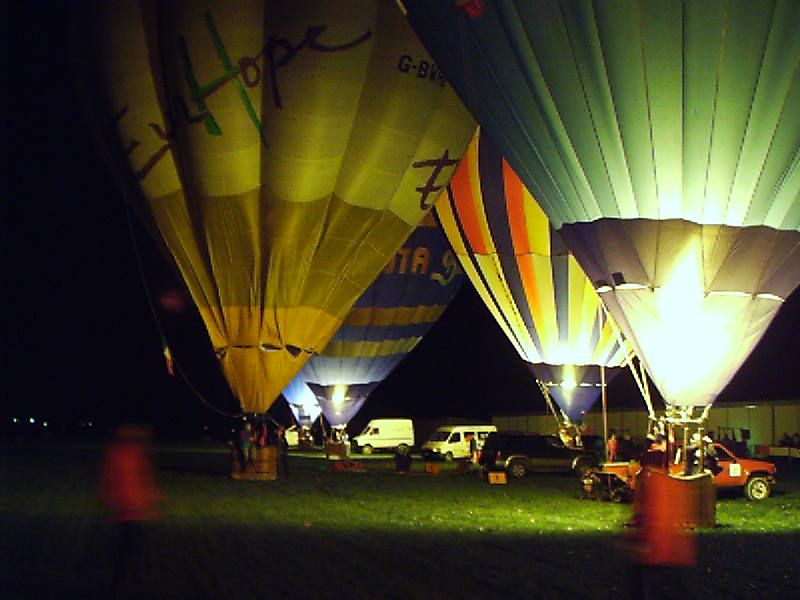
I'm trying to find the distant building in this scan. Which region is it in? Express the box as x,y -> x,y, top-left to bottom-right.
492,399 -> 800,454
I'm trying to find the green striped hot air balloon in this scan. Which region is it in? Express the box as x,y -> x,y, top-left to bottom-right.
405,0 -> 800,413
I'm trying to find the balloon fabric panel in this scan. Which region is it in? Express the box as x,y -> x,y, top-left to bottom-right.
282,375 -> 321,427
289,214 -> 464,425
559,219 -> 799,406
436,132 -> 629,370
529,363 -> 623,425
78,0 -> 475,413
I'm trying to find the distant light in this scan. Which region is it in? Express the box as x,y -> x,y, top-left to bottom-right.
746,405 -> 757,409
13,418 -> 19,424
88,421 -> 93,427
29,417 -> 35,424
43,421 -> 49,427
332,384 -> 348,406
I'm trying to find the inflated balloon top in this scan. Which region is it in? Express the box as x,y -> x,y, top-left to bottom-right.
75,0 -> 475,413
405,0 -> 800,409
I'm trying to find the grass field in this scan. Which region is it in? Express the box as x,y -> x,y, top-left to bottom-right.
2,440 -> 799,600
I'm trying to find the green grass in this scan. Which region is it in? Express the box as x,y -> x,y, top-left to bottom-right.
2,441 -> 798,599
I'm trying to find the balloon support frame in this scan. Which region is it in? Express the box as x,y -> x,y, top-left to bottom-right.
647,405 -> 714,475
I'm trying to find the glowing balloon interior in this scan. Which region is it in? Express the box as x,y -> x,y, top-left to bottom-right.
282,375 -> 321,428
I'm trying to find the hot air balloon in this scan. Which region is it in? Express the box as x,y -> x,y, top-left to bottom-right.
75,0 -> 475,415
436,132 -> 631,431
282,375 -> 321,429
405,1 -> 800,423
282,212 -> 463,431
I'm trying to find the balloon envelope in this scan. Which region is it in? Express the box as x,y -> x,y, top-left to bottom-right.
77,0 -> 475,412
436,132 -> 630,423
406,0 -> 800,408
287,214 -> 464,426
282,376 -> 321,428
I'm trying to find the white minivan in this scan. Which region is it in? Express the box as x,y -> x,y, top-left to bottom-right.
421,425 -> 497,461
352,418 -> 415,455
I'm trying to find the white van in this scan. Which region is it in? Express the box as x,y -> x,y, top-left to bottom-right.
352,418 -> 414,455
421,425 -> 497,461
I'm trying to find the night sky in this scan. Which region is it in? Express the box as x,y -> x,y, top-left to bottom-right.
7,3 -> 799,436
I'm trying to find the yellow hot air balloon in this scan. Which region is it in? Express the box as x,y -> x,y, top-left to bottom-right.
405,0 -> 800,419
75,0 -> 475,413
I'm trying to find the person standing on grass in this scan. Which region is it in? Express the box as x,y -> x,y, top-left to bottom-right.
277,426 -> 290,477
239,421 -> 255,471
100,423 -> 161,599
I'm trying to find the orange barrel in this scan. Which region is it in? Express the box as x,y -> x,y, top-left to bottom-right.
668,472 -> 716,528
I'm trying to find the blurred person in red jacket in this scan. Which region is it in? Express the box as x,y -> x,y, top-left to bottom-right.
628,467 -> 697,600
100,423 -> 161,598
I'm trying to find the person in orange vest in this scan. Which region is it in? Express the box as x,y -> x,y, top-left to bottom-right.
100,423 -> 162,599
607,434 -> 619,462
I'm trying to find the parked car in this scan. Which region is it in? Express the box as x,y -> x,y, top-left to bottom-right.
284,425 -> 300,448
479,432 -> 598,478
421,425 -> 497,461
351,418 -> 414,455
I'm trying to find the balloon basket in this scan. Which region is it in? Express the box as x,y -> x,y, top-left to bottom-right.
669,472 -> 716,528
233,446 -> 278,481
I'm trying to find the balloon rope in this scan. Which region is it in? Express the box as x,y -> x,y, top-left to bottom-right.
537,379 -> 563,429
598,301 -> 655,419
121,202 -> 244,420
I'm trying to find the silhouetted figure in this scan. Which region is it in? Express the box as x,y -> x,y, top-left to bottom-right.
618,433 -> 635,461
100,423 -> 161,599
239,422 -> 255,471
394,445 -> 412,473
277,426 -> 289,477
607,434 -> 619,462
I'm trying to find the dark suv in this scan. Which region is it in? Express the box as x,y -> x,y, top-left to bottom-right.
480,432 -> 598,478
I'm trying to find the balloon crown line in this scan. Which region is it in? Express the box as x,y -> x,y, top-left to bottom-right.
594,273 -> 785,301
214,344 -> 317,358
650,404 -> 713,427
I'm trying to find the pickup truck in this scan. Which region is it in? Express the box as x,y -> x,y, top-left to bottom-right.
703,442 -> 777,500
592,442 -> 777,501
